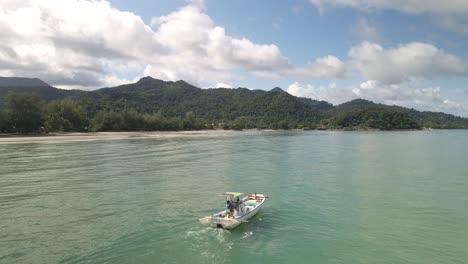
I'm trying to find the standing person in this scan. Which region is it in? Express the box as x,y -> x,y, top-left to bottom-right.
237,196 -> 244,214
235,196 -> 241,212
227,200 -> 235,218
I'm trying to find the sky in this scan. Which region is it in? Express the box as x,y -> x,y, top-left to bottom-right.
1,0 -> 468,116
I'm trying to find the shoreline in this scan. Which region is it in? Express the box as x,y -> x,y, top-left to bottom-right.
0,130 -> 238,144
0,128 -> 463,144
0,128 -> 454,141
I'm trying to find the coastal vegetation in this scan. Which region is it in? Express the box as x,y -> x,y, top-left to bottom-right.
0,94 -> 210,133
0,77 -> 467,133
321,108 -> 421,130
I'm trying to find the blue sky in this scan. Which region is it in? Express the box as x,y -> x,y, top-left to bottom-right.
1,0 -> 468,115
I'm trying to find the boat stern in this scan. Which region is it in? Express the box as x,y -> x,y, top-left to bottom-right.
199,216 -> 242,229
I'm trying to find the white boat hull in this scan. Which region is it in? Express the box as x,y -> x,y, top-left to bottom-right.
199,193 -> 267,229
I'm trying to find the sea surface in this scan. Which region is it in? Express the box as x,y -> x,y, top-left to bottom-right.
1,130 -> 467,264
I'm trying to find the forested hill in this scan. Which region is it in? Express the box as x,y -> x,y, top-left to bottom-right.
77,77 -> 327,127
0,77 -> 85,106
0,76 -> 467,131
0,77 -> 50,87
333,99 -> 468,129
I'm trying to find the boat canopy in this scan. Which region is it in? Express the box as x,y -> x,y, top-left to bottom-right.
222,192 -> 243,198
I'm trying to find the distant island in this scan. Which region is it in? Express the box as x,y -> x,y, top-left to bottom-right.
1,76 -> 467,134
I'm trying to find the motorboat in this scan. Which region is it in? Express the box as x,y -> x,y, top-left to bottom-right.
199,192 -> 267,229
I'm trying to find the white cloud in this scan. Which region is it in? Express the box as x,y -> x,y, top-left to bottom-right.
352,80 -> 441,105
0,0 -> 346,89
351,80 -> 468,116
287,55 -> 347,79
2,0 -> 467,117
309,0 -> 468,34
350,18 -> 380,42
287,81 -> 356,104
0,0 -> 155,88
288,40 -> 468,116
348,41 -> 467,84
289,79 -> 468,116
215,82 -> 233,88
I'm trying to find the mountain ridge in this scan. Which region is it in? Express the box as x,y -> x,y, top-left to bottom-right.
0,77 -> 50,88
0,77 -> 85,107
0,76 -> 467,129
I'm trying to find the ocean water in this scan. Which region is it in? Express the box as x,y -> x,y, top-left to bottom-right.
1,130 -> 467,264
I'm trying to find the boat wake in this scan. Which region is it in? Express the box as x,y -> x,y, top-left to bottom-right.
186,226 -> 231,243
183,227 -> 233,263
241,231 -> 253,239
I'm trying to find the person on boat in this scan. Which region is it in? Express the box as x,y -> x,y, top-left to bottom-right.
239,201 -> 245,214
230,197 -> 237,207
227,201 -> 235,218
235,196 -> 242,214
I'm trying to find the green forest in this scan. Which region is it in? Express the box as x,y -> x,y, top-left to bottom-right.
0,94 -> 210,133
322,108 -> 421,130
1,77 -> 467,133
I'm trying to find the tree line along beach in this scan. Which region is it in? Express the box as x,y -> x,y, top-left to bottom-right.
1,76 -> 468,135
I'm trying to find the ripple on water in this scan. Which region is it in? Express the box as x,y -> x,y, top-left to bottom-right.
1,131 -> 468,264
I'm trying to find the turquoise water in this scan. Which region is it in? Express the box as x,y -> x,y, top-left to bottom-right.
1,130 -> 467,264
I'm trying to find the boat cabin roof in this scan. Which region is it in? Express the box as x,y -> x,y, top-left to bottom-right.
222,192 -> 244,198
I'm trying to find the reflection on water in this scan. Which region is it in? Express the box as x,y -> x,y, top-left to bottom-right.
1,130 -> 468,264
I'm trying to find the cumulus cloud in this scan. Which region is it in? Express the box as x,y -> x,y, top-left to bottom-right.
215,82 -> 234,88
286,55 -> 347,79
149,5 -> 346,83
287,81 -> 356,104
309,0 -> 468,34
0,0 -> 156,88
352,80 -> 442,106
150,5 -> 291,73
351,80 -> 468,116
288,40 -> 468,116
2,0 -> 467,116
0,0 -> 346,89
348,41 -> 467,84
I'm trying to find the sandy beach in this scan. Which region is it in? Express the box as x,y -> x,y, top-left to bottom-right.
0,130 -> 247,144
